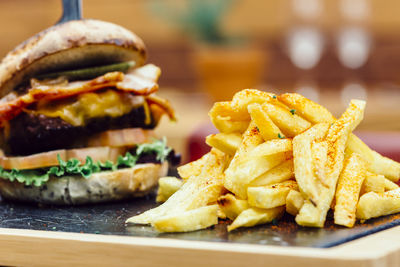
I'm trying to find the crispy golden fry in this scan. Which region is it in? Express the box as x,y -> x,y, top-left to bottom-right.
212,116 -> 250,134
334,153 -> 367,227
357,189 -> 400,220
231,89 -> 273,109
384,178 -> 399,191
311,140 -> 329,188
247,180 -> 298,209
217,193 -> 249,220
296,100 -> 366,227
209,89 -> 273,134
248,103 -> 283,141
177,152 -> 210,180
360,172 -> 385,195
280,93 -> 400,181
262,103 -> 311,138
224,121 -> 285,199
156,177 -> 183,203
227,206 -> 285,232
370,151 -> 400,182
250,160 -> 294,187
249,139 -> 292,158
293,123 -> 330,202
286,190 -> 305,216
278,93 -> 335,124
153,205 -> 218,232
206,133 -> 242,156
126,149 -> 228,225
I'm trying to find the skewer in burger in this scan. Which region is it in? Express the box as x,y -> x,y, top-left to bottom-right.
0,19 -> 178,205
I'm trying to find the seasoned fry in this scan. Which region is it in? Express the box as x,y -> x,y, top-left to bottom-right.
130,89 -> 400,232
126,148 -> 228,225
248,103 -> 283,141
296,100 -> 366,227
384,178 -> 399,191
249,139 -> 292,158
153,205 -> 218,232
311,140 -> 329,188
224,121 -> 288,199
217,193 -> 249,220
177,152 -> 210,180
334,153 -> 367,227
370,151 -> 400,182
227,206 -> 284,232
262,103 -> 311,138
280,92 -> 400,181
360,172 -> 385,195
293,123 -> 330,202
357,189 -> 400,220
156,177 -> 183,203
247,180 -> 298,209
278,93 -> 335,124
250,160 -> 294,187
211,115 -> 250,134
206,132 -> 242,156
286,190 -> 304,216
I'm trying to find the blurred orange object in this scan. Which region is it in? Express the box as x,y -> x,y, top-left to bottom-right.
192,45 -> 265,101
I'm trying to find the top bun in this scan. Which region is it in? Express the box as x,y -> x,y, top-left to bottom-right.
0,19 -> 147,97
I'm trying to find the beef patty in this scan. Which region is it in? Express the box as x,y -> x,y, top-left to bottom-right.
4,106 -> 155,156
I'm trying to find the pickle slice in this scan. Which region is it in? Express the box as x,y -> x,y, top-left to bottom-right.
36,61 -> 136,81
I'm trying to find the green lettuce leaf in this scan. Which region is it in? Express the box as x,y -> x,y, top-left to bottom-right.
0,138 -> 171,187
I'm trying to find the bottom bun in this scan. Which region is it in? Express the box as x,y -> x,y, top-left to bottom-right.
0,162 -> 168,205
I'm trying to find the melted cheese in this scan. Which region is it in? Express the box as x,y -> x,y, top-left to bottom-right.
32,90 -> 145,126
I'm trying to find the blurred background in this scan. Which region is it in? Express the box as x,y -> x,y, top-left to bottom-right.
0,0 -> 399,162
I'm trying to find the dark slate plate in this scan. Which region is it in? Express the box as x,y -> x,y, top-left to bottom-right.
0,192 -> 399,248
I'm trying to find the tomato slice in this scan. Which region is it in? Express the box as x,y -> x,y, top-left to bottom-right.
87,128 -> 155,147
0,146 -> 128,170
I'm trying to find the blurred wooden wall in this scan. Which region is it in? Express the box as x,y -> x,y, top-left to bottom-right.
1,0 -> 400,57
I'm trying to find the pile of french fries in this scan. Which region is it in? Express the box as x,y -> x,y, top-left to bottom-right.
126,89 -> 400,232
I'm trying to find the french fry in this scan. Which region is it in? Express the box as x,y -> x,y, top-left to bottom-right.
384,178 -> 399,191
248,103 -> 283,141
153,205 -> 218,232
278,93 -> 336,124
217,193 -> 249,220
312,140 -> 329,188
296,100 -> 366,227
247,180 -> 298,209
280,93 -> 400,181
357,189 -> 400,220
126,149 -> 228,225
360,172 -> 385,195
369,151 -> 400,182
224,121 -> 283,199
250,160 -> 294,187
227,206 -> 285,232
206,133 -> 242,156
211,116 -> 250,134
286,190 -> 304,216
334,153 -> 367,227
231,89 -> 273,106
293,123 -> 330,202
262,103 -> 311,138
177,152 -> 210,180
249,139 -> 292,158
156,177 -> 183,203
209,89 -> 273,134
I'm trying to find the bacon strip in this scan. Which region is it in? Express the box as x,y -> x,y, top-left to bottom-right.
0,64 -> 161,126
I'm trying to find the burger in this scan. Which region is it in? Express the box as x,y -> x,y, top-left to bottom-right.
0,19 -> 178,205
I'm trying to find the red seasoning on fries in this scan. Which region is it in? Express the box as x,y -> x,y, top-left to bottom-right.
127,89 -> 400,232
